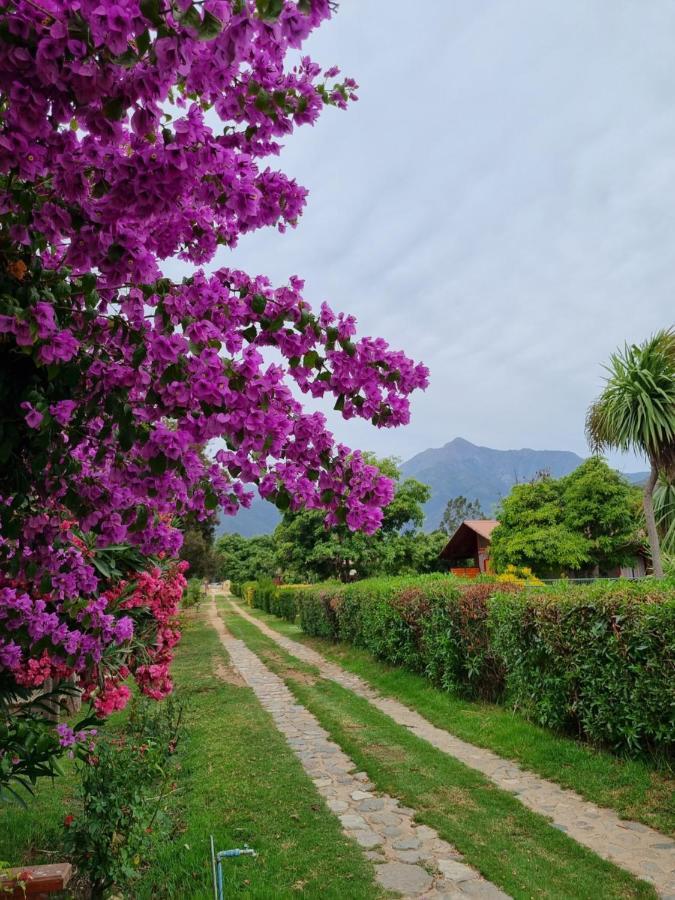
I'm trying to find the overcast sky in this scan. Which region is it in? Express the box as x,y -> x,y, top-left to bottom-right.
203,1 -> 675,471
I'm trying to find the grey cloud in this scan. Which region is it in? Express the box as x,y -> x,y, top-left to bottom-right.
189,1 -> 675,470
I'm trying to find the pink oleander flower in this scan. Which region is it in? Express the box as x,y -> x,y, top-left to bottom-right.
92,681 -> 132,717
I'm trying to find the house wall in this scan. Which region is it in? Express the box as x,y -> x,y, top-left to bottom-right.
477,535 -> 491,573
620,557 -> 647,578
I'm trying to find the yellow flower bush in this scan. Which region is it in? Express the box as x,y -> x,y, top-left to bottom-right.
495,565 -> 544,586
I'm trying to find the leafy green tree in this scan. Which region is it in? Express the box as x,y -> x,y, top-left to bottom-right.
274,456 -> 432,582
586,329 -> 675,577
215,534 -> 278,583
179,508 -> 219,580
490,460 -> 641,576
491,477 -> 588,576
561,458 -> 642,572
439,496 -> 485,535
179,529 -> 218,581
377,530 -> 448,576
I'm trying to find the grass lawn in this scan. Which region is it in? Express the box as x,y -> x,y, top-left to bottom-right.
224,603 -> 657,900
0,606 -> 385,900
243,605 -> 675,837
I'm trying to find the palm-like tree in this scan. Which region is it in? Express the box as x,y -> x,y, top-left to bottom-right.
654,474 -> 675,555
586,329 -> 675,578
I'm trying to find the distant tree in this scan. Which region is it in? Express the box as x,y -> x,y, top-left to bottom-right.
586,329 -> 675,577
561,458 -> 642,573
215,534 -> 278,584
274,456 -> 431,582
490,478 -> 587,576
439,496 -> 485,535
378,530 -> 448,576
179,508 -> 219,580
490,459 -> 641,576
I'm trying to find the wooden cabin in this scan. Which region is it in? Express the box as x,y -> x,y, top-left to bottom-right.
439,520 -> 499,577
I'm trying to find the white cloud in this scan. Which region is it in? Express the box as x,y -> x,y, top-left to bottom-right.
197,1 -> 675,471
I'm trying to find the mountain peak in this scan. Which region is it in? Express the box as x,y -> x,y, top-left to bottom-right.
400,440 -> 586,530
216,440 -> 648,537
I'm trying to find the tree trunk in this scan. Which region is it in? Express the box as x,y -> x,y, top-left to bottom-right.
644,464 -> 664,578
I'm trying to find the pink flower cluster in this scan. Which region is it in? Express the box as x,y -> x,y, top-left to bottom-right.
119,563 -> 186,700
0,0 -> 427,749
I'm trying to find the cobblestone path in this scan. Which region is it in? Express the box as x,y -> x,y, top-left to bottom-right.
207,599 -> 509,899
231,601 -> 675,899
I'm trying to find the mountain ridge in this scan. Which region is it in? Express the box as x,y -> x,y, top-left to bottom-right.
216,437 -> 648,536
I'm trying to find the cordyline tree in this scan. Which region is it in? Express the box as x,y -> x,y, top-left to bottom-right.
0,0 -> 427,797
586,330 -> 675,578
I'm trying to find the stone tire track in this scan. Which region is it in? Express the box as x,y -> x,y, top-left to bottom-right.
231,600 -> 675,899
207,598 -> 509,899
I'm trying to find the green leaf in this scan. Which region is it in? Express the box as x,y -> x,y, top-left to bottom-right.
297,0 -> 312,12
179,4 -> 201,30
334,393 -> 345,412
107,243 -> 125,263
130,504 -> 149,532
251,293 -> 267,315
132,345 -> 147,367
114,48 -> 138,68
256,0 -> 284,20
140,0 -> 162,26
80,273 -> 97,294
197,10 -> 223,40
149,453 -> 167,475
102,97 -> 126,121
92,556 -> 111,579
136,29 -> 151,55
266,314 -> 285,332
302,350 -> 321,369
276,488 -> 291,511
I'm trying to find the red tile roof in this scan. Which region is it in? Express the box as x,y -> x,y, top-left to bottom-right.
463,519 -> 499,540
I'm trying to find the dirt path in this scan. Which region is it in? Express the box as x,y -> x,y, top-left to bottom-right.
230,600 -> 675,899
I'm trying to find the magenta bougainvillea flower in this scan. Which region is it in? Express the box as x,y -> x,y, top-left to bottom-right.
0,0 -> 428,778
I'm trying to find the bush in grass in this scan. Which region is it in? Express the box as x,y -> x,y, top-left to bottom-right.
64,696 -> 183,896
241,581 -> 257,607
183,577 -> 205,608
269,574 -> 674,755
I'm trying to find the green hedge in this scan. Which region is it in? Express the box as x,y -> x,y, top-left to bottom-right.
248,581 -> 312,622
256,575 -> 675,756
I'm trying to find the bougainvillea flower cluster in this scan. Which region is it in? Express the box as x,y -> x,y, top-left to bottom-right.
0,0 -> 427,780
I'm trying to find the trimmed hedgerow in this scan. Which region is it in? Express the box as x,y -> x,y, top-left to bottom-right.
249,581 -> 313,622
256,575 -> 675,756
489,582 -> 675,752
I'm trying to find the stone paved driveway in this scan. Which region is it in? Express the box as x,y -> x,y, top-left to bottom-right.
207,599 -> 509,899
231,601 -> 675,899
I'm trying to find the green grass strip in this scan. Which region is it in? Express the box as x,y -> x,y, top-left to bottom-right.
0,608 -> 385,900
224,604 -> 656,900
246,605 -> 675,837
